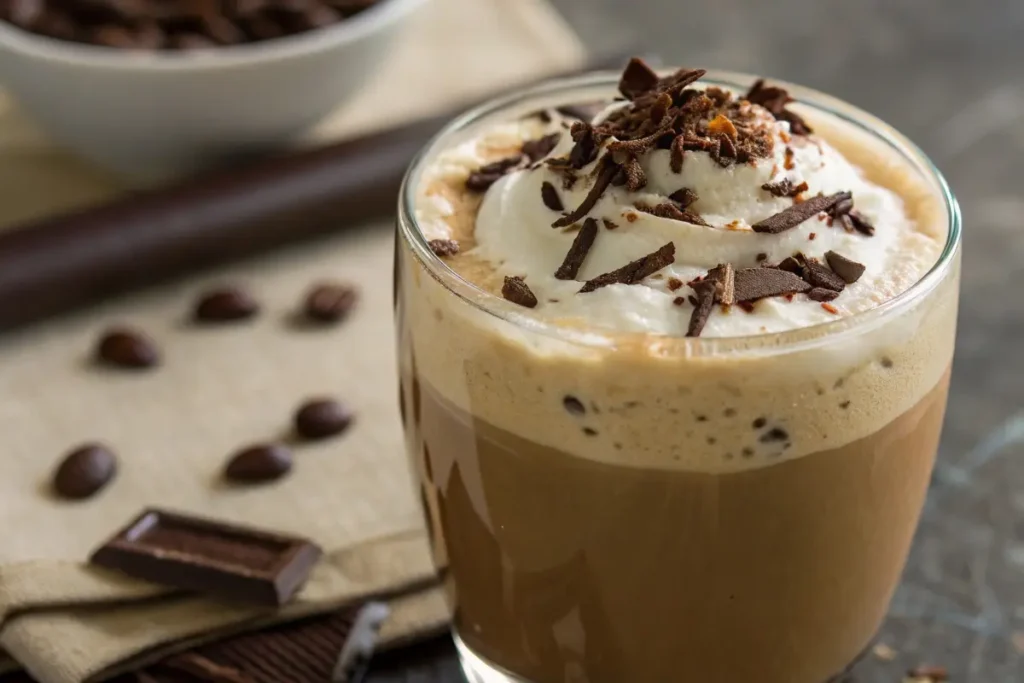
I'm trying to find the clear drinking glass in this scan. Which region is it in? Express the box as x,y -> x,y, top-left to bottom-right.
394,71 -> 960,683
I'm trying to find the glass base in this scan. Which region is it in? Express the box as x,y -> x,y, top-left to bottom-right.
454,628 -> 872,683
454,631 -> 532,683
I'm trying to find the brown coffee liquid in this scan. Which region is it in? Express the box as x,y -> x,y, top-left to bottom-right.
403,368 -> 950,683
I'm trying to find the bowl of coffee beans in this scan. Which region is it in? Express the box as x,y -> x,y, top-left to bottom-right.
0,0 -> 427,178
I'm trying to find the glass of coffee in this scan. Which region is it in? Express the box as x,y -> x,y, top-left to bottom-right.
395,61 -> 960,683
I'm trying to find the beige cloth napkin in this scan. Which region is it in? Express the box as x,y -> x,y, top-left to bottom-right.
0,1 -> 585,680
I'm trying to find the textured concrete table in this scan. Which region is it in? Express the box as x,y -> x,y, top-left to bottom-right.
364,1 -> 1024,681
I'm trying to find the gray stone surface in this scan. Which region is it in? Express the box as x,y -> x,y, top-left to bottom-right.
372,1 -> 1024,680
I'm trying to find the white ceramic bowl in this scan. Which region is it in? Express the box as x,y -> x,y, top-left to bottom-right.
0,0 -> 426,179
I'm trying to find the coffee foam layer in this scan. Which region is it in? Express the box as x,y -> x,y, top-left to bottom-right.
403,99 -> 957,473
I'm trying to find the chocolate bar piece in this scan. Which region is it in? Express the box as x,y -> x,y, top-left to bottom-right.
90,509 -> 322,606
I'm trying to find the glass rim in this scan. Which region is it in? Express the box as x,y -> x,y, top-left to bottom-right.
397,69 -> 962,354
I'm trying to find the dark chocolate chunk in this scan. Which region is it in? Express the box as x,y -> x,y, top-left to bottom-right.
563,396 -> 586,415
686,280 -> 717,337
733,268 -> 811,301
751,192 -> 850,234
225,444 -> 293,484
541,181 -> 564,211
304,282 -> 359,322
294,398 -> 353,440
96,327 -> 160,369
522,133 -> 561,162
708,263 -> 736,305
427,239 -> 460,258
636,202 -> 710,226
579,242 -> 675,293
759,427 -> 789,443
90,509 -> 322,606
52,443 -> 117,500
195,287 -> 260,322
552,159 -> 617,227
555,218 -> 598,280
776,255 -> 804,274
807,287 -> 840,302
761,179 -> 808,197
668,187 -> 698,208
502,276 -> 538,308
466,155 -> 527,191
803,259 -> 846,291
618,57 -> 660,99
163,653 -> 254,683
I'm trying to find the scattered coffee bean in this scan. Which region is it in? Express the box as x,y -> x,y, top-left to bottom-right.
194,287 -> 260,322
52,444 -> 117,500
224,444 -> 292,483
563,396 -> 586,416
96,327 -> 160,369
304,282 -> 359,323
294,398 -> 353,440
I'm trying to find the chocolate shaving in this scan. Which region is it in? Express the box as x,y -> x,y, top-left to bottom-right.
636,202 -> 710,227
427,239 -> 459,257
622,157 -> 647,191
776,255 -> 804,274
607,124 -> 674,157
807,287 -> 840,302
602,218 -> 618,230
745,79 -> 813,135
708,263 -> 736,305
827,194 -> 876,236
555,218 -> 598,280
751,192 -> 850,234
579,242 -> 675,293
541,181 -> 564,211
733,268 -> 811,301
668,187 -> 698,207
687,280 -> 717,337
670,135 -> 685,172
847,211 -> 876,236
466,155 -> 527,191
522,133 -> 561,162
714,134 -> 737,167
825,250 -> 866,283
568,122 -> 602,168
552,159 -> 618,227
802,259 -> 846,292
618,57 -> 661,100
502,276 -> 538,308
761,179 -> 808,197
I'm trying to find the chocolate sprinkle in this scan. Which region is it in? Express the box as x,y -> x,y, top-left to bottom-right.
761,179 -> 808,197
668,187 -> 699,208
708,263 -> 736,305
618,57 -> 661,99
552,159 -> 618,227
522,133 -> 561,162
466,155 -> 527,191
751,192 -> 850,234
803,259 -> 846,292
745,79 -> 813,135
555,218 -> 599,280
568,122 -> 602,169
502,276 -> 538,308
733,268 -> 811,301
579,242 -> 675,293
670,135 -> 685,173
807,287 -> 840,302
427,239 -> 459,257
686,279 -> 717,337
622,157 -> 647,191
636,202 -> 710,226
541,181 -> 564,211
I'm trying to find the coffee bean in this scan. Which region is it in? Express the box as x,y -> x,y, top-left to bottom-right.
224,444 -> 292,483
294,398 -> 353,440
96,327 -> 160,369
194,287 -> 260,322
304,282 -> 358,323
52,444 -> 117,500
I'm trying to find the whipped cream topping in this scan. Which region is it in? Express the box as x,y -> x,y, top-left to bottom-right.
416,69 -> 943,338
